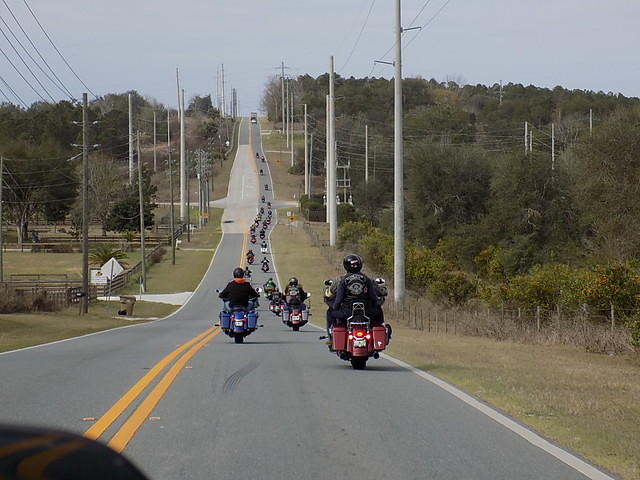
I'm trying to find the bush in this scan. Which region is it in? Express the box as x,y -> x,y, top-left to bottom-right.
337,221 -> 374,250
359,230 -> 393,273
50,244 -> 74,253
337,203 -> 359,226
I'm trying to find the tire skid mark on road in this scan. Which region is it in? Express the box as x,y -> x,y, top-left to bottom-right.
222,359 -> 260,394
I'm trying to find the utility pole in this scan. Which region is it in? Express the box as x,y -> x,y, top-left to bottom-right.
529,129 -> 533,153
309,133 -> 314,195
589,108 -> 593,136
0,155 -> 4,283
81,92 -> 89,314
286,78 -> 290,148
329,56 -> 337,247
365,124 -> 369,184
393,0 -> 405,303
137,131 -> 146,293
221,64 -> 226,117
128,93 -> 134,184
180,88 -> 186,221
325,94 -> 330,223
524,121 -> 528,155
551,123 -> 555,171
290,82 -> 294,167
304,103 -> 308,195
281,62 -> 286,134
186,150 -> 191,243
153,111 -> 157,172
167,110 -> 175,265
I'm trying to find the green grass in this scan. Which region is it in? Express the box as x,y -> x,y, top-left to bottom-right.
2,250 -> 142,280
0,301 -> 176,353
120,207 -> 223,294
270,212 -> 640,480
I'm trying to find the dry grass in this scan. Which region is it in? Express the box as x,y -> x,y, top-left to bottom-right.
0,301 -> 176,353
259,119 -> 305,202
270,214 -> 640,480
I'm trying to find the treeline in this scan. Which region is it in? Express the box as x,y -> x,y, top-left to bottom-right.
0,92 -> 230,243
263,75 -> 640,341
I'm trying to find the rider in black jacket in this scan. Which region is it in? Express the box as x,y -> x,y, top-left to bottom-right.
219,268 -> 259,312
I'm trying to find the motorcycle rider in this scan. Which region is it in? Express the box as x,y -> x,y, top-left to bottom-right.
263,278 -> 277,298
328,254 -> 385,333
283,277 -> 307,317
244,265 -> 252,280
261,240 -> 268,253
246,249 -> 255,260
219,267 -> 259,313
261,257 -> 270,271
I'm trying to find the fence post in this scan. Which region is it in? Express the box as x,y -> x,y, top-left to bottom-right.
517,307 -> 522,331
444,311 -> 448,334
536,306 -> 541,332
435,311 -> 438,333
420,309 -> 424,331
428,311 -> 431,332
556,304 -> 561,331
582,303 -> 588,336
610,304 -> 615,333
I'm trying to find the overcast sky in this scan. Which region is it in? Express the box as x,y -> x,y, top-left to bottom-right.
1,0 -> 638,114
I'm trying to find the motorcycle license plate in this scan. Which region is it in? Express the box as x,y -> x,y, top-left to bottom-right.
234,320 -> 245,327
353,338 -> 367,348
292,315 -> 300,321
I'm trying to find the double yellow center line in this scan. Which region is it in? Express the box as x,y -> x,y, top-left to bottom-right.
84,326 -> 221,452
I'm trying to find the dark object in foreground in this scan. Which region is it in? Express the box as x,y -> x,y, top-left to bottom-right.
0,424 -> 149,480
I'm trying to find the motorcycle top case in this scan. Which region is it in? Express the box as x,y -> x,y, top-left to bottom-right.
219,311 -> 231,329
372,326 -> 387,350
247,312 -> 258,329
332,326 -> 347,351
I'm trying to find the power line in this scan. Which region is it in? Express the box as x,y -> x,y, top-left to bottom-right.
405,0 -> 453,49
340,0 -> 377,72
0,73 -> 26,106
0,44 -> 46,102
0,21 -> 55,101
0,4 -> 74,99
21,0 -> 96,97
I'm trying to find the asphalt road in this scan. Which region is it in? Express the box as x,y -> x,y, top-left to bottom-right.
0,119 -> 614,480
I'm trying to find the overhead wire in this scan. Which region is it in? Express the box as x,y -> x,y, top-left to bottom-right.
0,0 -> 74,99
0,69 -> 27,106
0,11 -> 72,100
21,0 -> 96,98
0,43 -> 47,102
340,0 -> 377,72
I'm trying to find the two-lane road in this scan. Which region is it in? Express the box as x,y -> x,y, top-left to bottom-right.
0,119 -> 613,480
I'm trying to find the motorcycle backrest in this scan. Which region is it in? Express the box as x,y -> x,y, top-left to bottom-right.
232,310 -> 246,319
351,302 -> 366,314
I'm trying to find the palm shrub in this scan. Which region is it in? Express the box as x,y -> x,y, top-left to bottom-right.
89,245 -> 128,266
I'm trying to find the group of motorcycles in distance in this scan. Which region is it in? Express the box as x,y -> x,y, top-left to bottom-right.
217,148 -> 390,369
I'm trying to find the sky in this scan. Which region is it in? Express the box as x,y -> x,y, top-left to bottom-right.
1,0 -> 639,115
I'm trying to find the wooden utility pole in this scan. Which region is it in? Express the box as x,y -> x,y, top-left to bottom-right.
128,93 -> 134,184
81,92 -> 89,314
0,155 -> 4,283
167,110 -> 175,265
551,123 -> 555,171
304,103 -> 308,195
365,124 -> 369,184
153,111 -> 157,172
137,131 -> 146,292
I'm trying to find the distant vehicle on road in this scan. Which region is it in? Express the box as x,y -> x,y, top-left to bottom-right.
250,112 -> 258,124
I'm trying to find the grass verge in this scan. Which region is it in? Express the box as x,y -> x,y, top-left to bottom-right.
270,214 -> 640,480
0,301 -> 175,353
259,119 -> 304,202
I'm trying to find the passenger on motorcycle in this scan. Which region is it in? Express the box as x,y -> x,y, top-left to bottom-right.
327,254 -> 384,332
244,266 -> 252,280
218,267 -> 259,313
283,277 -> 307,315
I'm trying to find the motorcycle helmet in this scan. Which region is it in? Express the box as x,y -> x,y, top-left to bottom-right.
288,277 -> 298,286
343,254 -> 363,273
233,267 -> 245,278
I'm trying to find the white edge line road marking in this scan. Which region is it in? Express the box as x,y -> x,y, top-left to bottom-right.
1,119 -> 247,357
259,119 -> 613,480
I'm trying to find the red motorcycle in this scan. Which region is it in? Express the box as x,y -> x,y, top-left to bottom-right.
330,302 -> 390,370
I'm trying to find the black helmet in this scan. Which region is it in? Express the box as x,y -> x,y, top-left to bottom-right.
343,254 -> 363,273
233,267 -> 244,278
288,277 -> 298,286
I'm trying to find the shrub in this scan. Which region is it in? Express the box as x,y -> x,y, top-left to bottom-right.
51,243 -> 74,253
337,221 -> 374,250
337,203 -> 359,226
359,230 -> 393,273
89,245 -> 128,266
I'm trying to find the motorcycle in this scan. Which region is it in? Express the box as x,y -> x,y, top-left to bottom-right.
261,155 -> 265,163
261,195 -> 265,203
247,254 -> 255,265
259,231 -> 266,240
328,301 -> 390,370
264,184 -> 269,191
261,262 -> 270,272
217,289 -> 262,344
250,235 -> 256,244
267,202 -> 272,209
282,293 -> 311,331
260,246 -> 267,254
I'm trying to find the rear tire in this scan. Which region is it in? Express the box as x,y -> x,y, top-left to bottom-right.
292,325 -> 300,332
234,335 -> 244,344
351,357 -> 367,370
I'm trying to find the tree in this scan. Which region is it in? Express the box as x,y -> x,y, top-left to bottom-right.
104,168 -> 157,233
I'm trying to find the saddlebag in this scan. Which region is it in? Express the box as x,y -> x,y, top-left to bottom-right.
332,327 -> 347,351
219,311 -> 231,329
372,326 -> 387,350
247,312 -> 258,329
